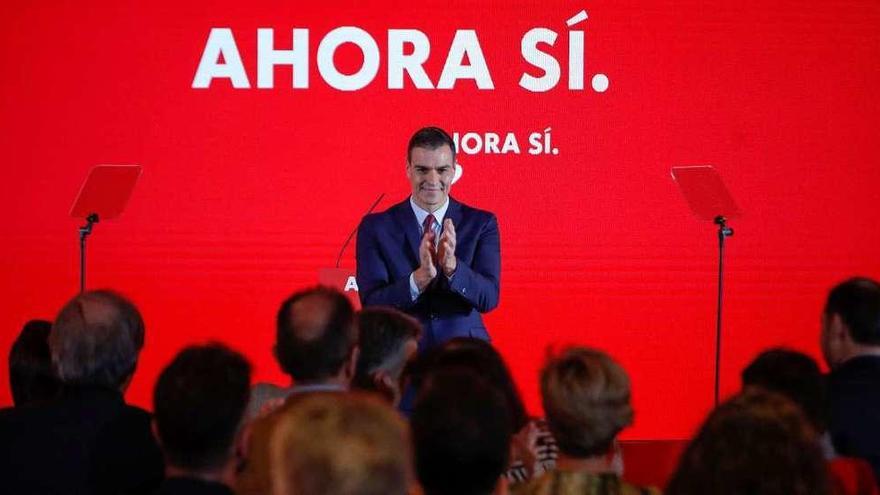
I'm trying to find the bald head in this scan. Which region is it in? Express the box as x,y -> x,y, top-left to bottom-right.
286,293 -> 337,341
275,287 -> 357,383
50,290 -> 144,389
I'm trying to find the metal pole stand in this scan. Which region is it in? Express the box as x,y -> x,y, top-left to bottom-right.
78,213 -> 99,293
713,215 -> 733,405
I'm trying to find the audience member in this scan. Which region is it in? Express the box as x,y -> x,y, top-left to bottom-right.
666,389 -> 831,495
237,286 -> 359,495
822,277 -> 880,480
11,280 -> 879,495
351,307 -> 421,405
269,392 -> 411,495
245,286 -> 358,419
412,368 -> 513,495
0,290 -> 163,495
8,319 -> 59,406
413,337 -> 557,483
742,347 -> 879,495
742,348 -> 827,437
515,346 -> 657,495
153,343 -> 251,495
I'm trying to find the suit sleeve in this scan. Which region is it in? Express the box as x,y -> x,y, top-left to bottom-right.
356,216 -> 417,310
446,213 -> 500,313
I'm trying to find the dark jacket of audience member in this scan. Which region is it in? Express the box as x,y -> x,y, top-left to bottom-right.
8,319 -> 59,406
514,346 -> 658,495
822,277 -> 880,481
153,343 -> 251,495
0,290 -> 164,495
412,368 -> 513,495
667,390 -> 831,495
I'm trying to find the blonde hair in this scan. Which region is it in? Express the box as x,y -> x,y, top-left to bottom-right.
541,346 -> 633,457
269,392 -> 411,495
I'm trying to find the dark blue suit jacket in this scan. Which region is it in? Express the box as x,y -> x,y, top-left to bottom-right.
356,197 -> 500,348
828,355 -> 880,481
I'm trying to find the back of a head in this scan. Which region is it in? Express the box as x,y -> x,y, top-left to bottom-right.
269,392 -> 410,495
741,347 -> 826,431
667,390 -> 830,495
540,346 -> 633,458
411,368 -> 512,495
50,290 -> 145,389
154,343 -> 251,472
825,277 -> 880,346
352,307 -> 421,395
9,319 -> 59,406
275,286 -> 356,382
412,337 -> 528,430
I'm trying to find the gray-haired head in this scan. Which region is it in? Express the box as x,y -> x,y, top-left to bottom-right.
50,290 -> 145,389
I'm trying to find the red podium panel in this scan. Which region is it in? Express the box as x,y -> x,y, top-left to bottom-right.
671,166 -> 740,221
318,267 -> 361,309
70,165 -> 142,219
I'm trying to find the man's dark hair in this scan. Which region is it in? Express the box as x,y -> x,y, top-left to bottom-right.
352,307 -> 421,393
411,337 -> 528,431
667,390 -> 830,495
50,290 -> 145,389
411,368 -> 512,495
825,277 -> 880,345
153,343 -> 251,471
742,347 -> 826,431
275,286 -> 356,382
9,319 -> 59,405
407,126 -> 456,163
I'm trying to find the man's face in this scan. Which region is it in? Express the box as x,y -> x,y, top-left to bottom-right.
407,145 -> 455,212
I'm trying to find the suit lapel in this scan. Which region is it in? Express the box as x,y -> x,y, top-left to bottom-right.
392,199 -> 421,264
444,197 -> 463,232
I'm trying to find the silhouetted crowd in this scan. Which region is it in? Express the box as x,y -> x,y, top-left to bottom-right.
3,277 -> 880,495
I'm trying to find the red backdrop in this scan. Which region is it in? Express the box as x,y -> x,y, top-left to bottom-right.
2,0 -> 879,440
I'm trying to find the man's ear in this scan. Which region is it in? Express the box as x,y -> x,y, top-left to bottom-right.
345,345 -> 360,381
828,312 -> 850,342
151,419 -> 163,448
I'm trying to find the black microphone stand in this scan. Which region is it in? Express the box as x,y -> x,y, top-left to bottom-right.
79,213 -> 99,293
336,193 -> 385,268
713,215 -> 733,405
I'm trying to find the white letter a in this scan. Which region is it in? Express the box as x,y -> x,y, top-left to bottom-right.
192,28 -> 250,89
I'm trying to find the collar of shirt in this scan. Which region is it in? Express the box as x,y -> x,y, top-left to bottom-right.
409,196 -> 450,233
290,383 -> 348,395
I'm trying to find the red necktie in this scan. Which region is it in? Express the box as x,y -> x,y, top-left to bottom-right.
423,215 -> 439,267
422,215 -> 436,238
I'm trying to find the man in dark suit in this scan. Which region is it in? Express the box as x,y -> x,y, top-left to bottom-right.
821,277 -> 880,481
0,290 -> 164,495
356,126 -> 500,349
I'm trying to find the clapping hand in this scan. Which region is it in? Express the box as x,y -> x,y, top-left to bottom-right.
414,228 -> 438,292
437,219 -> 457,277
